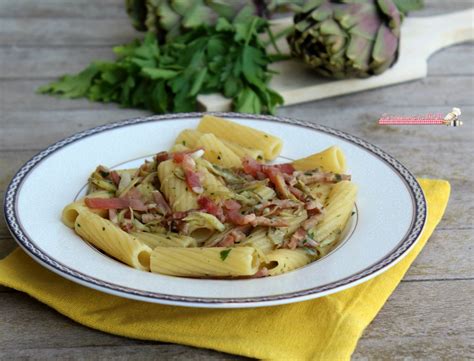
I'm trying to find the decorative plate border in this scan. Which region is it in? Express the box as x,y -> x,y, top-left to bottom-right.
3,112 -> 427,306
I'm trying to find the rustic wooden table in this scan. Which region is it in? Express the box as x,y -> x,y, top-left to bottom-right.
1,0 -> 473,359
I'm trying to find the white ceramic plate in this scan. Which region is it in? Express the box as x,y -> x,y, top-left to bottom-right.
4,113 -> 426,308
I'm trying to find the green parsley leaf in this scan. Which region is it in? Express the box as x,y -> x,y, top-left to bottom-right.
220,249 -> 232,261
37,65 -> 99,98
235,87 -> 261,114
141,68 -> 179,80
38,16 -> 283,114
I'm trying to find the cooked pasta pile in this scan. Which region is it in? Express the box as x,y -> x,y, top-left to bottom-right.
62,115 -> 357,278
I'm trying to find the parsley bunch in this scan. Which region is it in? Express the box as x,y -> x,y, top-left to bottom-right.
38,15 -> 283,114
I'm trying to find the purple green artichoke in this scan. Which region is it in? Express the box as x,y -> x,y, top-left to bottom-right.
126,0 -> 305,42
287,0 -> 423,78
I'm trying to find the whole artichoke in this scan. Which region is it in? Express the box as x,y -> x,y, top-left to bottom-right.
126,0 -> 305,42
287,0 -> 420,78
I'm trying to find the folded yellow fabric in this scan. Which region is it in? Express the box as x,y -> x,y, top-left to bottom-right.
0,179 -> 450,360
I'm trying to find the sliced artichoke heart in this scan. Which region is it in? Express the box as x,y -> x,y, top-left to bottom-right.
117,175 -> 141,198
267,228 -> 286,246
183,211 -> 226,233
89,177 -> 116,192
136,182 -> 156,203
117,172 -> 132,194
202,161 -> 245,185
173,167 -> 186,180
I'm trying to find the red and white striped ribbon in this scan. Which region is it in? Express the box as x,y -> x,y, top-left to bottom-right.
378,118 -> 445,125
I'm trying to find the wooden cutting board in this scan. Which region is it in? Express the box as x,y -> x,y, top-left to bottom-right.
198,9 -> 474,111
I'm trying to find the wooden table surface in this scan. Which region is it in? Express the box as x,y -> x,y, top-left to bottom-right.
1,0 -> 473,359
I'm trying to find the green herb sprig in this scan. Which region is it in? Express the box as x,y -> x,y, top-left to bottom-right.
220,249 -> 232,261
38,11 -> 283,114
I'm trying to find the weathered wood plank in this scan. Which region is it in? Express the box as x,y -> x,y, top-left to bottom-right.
0,0 -> 472,19
0,150 -> 38,241
0,238 -> 16,260
404,229 -> 474,280
353,280 -> 474,360
0,0 -> 473,19
0,239 -> 14,295
0,18 -> 138,46
0,80 -> 126,111
0,226 -> 15,293
1,43 -> 472,80
1,110 -> 149,151
0,292 -> 241,357
428,43 -> 474,76
0,47 -> 116,79
0,345 -> 249,361
0,0 -> 127,18
2,75 -> 473,112
356,336 -> 473,360
0,280 -> 471,359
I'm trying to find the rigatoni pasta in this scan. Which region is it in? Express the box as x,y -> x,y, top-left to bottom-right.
174,129 -> 202,149
63,115 -> 357,279
175,128 -> 264,161
131,232 -> 197,248
197,114 -> 283,160
75,210 -> 152,271
195,133 -> 242,168
265,249 -> 312,276
310,181 -> 357,248
61,191 -> 112,228
293,146 -> 347,173
221,140 -> 264,161
150,247 -> 259,277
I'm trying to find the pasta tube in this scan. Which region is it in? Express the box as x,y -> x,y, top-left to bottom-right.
265,249 -> 312,276
150,247 -> 260,277
62,191 -> 112,228
311,180 -> 357,247
131,232 -> 197,248
196,133 -> 242,168
62,202 -> 90,229
197,115 -> 283,160
175,128 -> 264,160
174,129 -> 202,148
75,210 -> 152,271
222,141 -> 264,161
292,146 -> 347,173
170,143 -> 190,153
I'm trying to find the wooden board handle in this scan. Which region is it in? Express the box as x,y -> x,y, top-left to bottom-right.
403,9 -> 474,59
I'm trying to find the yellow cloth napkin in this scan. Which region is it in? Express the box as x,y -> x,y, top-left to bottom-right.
0,179 -> 450,360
